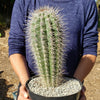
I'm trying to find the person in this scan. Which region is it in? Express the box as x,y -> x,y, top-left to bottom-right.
8,0 -> 98,100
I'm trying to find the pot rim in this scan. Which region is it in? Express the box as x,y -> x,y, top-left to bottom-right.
26,75 -> 83,98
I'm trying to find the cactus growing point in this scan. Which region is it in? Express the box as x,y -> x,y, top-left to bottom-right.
26,6 -> 67,87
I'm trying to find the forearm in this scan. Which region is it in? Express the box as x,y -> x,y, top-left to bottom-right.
9,54 -> 30,85
74,54 -> 96,82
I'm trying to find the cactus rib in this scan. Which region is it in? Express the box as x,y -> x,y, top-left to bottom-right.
26,6 -> 67,87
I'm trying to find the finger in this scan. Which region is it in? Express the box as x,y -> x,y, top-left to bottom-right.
79,95 -> 87,100
19,86 -> 29,98
24,92 -> 29,98
81,86 -> 86,96
82,86 -> 86,93
18,94 -> 31,100
79,89 -> 87,100
18,97 -> 31,100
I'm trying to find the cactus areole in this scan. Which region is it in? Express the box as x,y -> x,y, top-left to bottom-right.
26,6 -> 82,100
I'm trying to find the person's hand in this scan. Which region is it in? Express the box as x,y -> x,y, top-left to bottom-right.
79,85 -> 87,100
18,85 -> 31,100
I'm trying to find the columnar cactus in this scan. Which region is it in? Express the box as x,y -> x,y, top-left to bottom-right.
26,6 -> 67,87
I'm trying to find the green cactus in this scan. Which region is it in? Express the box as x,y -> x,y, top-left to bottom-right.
26,6 -> 67,87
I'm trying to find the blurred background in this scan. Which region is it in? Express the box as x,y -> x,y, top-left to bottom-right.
0,0 -> 100,33
0,0 -> 100,100
0,0 -> 14,29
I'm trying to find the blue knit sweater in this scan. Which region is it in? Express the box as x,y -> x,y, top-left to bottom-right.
8,0 -> 98,76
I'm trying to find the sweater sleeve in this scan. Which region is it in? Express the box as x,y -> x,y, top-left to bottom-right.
83,0 -> 98,56
8,0 -> 25,56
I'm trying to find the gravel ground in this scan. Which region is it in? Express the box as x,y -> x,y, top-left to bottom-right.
0,29 -> 19,100
0,29 -> 100,100
84,32 -> 100,100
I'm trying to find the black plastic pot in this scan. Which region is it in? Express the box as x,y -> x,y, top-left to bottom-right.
26,75 -> 82,100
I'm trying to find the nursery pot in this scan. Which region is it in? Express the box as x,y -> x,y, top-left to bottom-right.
26,75 -> 82,100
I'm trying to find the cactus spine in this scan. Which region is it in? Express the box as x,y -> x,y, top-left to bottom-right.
26,6 -> 66,87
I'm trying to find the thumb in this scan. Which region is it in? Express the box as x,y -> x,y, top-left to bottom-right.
24,91 -> 29,98
20,85 -> 29,98
81,86 -> 86,95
